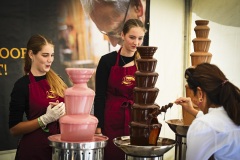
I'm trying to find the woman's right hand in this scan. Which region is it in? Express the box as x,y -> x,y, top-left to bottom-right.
175,97 -> 198,117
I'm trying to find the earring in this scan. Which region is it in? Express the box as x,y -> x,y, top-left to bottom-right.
199,98 -> 203,102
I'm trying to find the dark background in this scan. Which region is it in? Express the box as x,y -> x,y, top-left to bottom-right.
0,0 -> 69,150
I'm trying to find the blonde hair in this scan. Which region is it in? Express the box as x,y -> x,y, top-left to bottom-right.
25,34 -> 67,98
46,69 -> 67,98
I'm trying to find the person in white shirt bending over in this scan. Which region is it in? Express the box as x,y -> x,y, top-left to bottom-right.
175,63 -> 240,160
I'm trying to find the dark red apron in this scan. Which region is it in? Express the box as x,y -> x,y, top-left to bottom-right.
103,48 -> 137,160
15,72 -> 64,160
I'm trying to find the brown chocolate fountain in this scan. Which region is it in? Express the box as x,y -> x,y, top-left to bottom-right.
166,19 -> 212,160
113,46 -> 175,160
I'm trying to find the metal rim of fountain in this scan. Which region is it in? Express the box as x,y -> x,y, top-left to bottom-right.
48,134 -> 108,150
113,136 -> 175,157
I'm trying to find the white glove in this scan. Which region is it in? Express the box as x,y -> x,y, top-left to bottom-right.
39,102 -> 65,126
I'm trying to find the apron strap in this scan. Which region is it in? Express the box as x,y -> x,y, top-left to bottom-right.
115,47 -> 122,66
121,100 -> 133,135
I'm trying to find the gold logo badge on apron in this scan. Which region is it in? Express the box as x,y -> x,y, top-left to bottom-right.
46,90 -> 58,99
122,75 -> 135,86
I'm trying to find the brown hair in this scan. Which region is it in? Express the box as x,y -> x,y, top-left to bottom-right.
185,63 -> 240,125
122,19 -> 146,66
25,34 -> 67,97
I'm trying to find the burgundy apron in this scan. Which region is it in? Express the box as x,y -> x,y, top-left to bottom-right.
103,48 -> 137,160
15,72 -> 64,160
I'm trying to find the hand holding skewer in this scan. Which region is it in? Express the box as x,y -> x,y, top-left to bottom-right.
148,103 -> 173,119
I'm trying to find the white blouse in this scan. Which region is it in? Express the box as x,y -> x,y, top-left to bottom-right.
186,107 -> 240,160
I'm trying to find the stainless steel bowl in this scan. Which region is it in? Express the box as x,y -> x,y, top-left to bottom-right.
165,119 -> 190,136
113,136 -> 175,157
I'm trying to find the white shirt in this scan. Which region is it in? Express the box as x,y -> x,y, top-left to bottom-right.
186,107 -> 240,160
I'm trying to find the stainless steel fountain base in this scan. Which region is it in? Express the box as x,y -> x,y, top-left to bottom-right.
48,134 -> 108,160
113,136 -> 175,159
166,119 -> 189,160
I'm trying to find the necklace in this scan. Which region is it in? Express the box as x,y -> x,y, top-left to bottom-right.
121,55 -> 126,65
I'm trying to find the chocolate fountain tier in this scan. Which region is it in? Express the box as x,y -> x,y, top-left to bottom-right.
166,119 -> 190,136
131,103 -> 160,124
137,46 -> 158,59
133,87 -> 159,105
130,121 -> 161,146
113,136 -> 175,157
66,68 -> 95,84
49,134 -> 108,160
194,20 -> 210,38
135,71 -> 158,88
190,52 -> 212,66
192,38 -> 211,52
131,103 -> 173,124
60,115 -> 98,141
136,58 -> 157,72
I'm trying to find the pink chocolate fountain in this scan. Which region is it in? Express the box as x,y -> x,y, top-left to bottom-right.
48,68 -> 108,160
